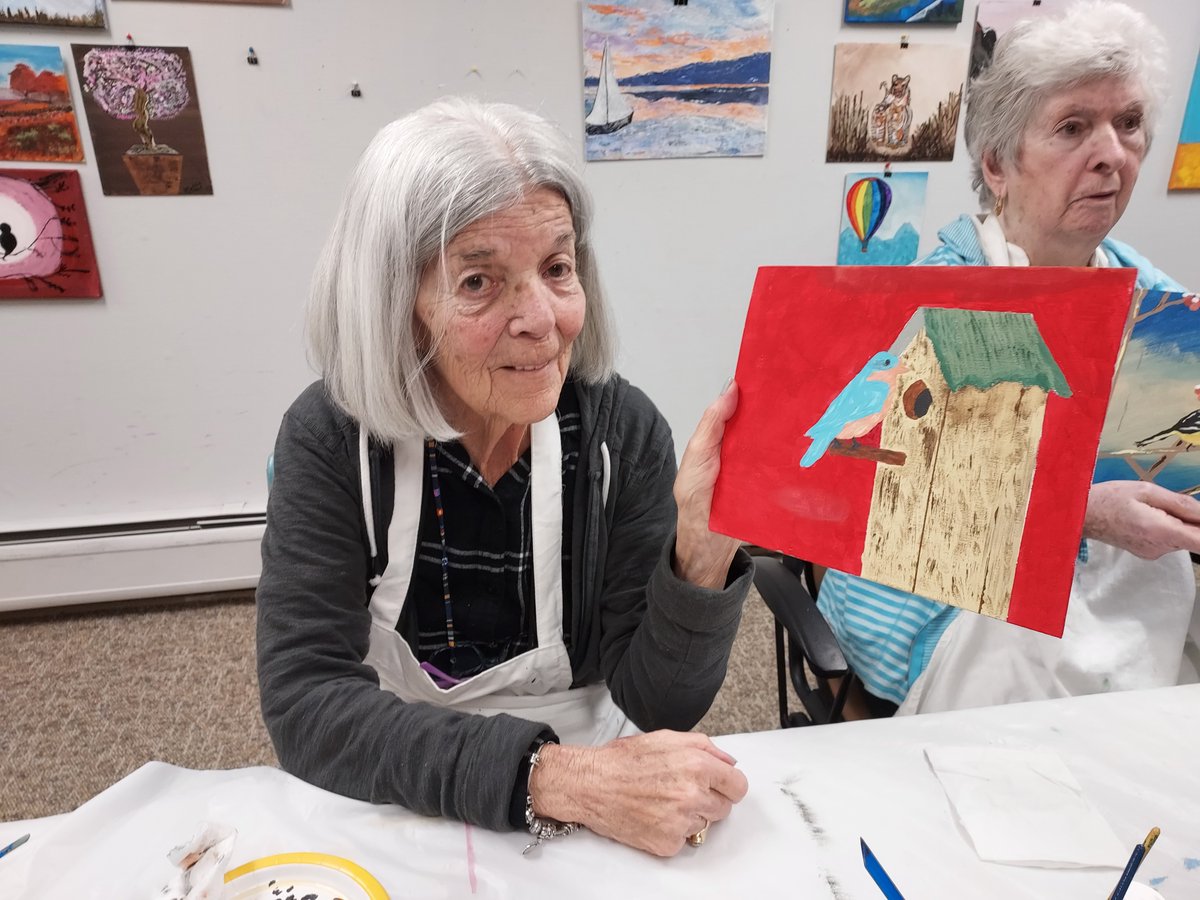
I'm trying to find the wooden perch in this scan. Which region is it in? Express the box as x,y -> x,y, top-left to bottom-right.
828,440 -> 907,466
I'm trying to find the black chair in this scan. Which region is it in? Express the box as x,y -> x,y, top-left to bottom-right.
750,552 -> 855,727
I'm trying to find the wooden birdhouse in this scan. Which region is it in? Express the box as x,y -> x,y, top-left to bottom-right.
860,308 -> 1072,620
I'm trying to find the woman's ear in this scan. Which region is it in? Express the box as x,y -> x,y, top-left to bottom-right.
981,149 -> 1008,202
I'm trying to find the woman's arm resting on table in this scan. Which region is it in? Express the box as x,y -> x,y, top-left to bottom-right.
258,399 -> 546,831
529,731 -> 749,857
1084,481 -> 1200,560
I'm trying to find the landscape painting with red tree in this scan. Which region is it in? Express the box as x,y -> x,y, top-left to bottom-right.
0,44 -> 84,162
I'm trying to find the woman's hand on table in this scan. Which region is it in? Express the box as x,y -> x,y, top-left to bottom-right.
528,730 -> 748,857
1084,481 -> 1200,559
672,380 -> 742,589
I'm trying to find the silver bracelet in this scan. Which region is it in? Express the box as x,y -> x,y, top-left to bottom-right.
522,744 -> 579,855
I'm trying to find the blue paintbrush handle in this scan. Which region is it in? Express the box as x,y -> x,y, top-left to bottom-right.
0,833 -> 30,861
861,837 -> 906,900
1110,844 -> 1146,900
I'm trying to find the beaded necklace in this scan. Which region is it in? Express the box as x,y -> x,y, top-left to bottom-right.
425,438 -> 456,649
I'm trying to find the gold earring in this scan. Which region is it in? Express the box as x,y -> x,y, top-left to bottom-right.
993,193 -> 1006,217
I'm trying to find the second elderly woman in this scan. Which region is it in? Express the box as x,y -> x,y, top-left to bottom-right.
817,0 -> 1199,717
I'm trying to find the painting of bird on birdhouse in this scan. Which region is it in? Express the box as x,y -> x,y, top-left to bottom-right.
858,308 -> 1071,620
711,265 -> 1136,638
1096,289 -> 1200,495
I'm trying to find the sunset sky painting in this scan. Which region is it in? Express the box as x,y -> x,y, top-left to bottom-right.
582,0 -> 774,161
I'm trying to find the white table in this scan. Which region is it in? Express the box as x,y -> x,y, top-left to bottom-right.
2,685 -> 1197,899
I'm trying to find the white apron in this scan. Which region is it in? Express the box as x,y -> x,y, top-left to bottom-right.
360,415 -> 636,746
898,215 -> 1198,714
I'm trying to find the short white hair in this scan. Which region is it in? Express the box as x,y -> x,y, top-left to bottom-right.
966,0 -> 1168,208
306,97 -> 617,442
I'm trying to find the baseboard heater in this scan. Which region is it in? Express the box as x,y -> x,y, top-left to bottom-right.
0,514 -> 266,613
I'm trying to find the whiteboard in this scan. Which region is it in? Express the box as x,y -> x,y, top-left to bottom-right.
1,0 -> 1197,534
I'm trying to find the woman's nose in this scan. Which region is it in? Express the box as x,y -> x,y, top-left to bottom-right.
508,276 -> 556,336
1090,125 -> 1130,172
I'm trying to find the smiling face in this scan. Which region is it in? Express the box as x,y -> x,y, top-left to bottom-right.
984,76 -> 1148,265
414,187 -> 585,437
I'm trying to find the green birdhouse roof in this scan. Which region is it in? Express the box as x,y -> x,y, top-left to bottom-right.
923,308 -> 1072,397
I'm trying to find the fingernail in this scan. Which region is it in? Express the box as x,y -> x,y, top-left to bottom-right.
721,377 -> 734,395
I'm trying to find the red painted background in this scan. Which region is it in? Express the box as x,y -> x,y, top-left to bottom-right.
711,265 -> 1136,637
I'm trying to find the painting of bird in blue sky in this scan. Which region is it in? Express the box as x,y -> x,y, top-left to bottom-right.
1135,386 -> 1200,449
800,351 -> 908,467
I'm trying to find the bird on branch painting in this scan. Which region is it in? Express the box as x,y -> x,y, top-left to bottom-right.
800,351 -> 907,467
1135,385 -> 1200,450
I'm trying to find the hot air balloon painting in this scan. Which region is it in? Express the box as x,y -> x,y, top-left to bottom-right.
846,177 -> 891,252
837,171 -> 927,266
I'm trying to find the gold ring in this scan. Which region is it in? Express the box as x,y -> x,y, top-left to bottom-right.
686,818 -> 710,848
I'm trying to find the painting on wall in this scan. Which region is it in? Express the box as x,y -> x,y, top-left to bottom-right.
844,0 -> 963,25
1096,290 -> 1200,493
827,42 -> 967,163
582,0 -> 773,161
0,168 -> 100,299
126,0 -> 286,4
0,44 -> 84,162
71,44 -> 213,196
0,0 -> 105,27
710,265 -> 1137,637
971,0 -> 1065,79
1169,53 -> 1200,190
837,171 -> 927,266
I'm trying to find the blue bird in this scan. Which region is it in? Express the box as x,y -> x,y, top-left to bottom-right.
800,351 -> 908,468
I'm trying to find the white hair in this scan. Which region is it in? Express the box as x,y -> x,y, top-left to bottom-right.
966,0 -> 1168,208
306,97 -> 617,442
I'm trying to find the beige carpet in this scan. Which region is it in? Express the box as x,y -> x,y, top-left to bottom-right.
0,586 -> 784,822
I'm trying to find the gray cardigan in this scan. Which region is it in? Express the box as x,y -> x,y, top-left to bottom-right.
256,376 -> 753,830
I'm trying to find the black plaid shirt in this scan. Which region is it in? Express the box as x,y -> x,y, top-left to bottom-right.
398,386 -> 581,680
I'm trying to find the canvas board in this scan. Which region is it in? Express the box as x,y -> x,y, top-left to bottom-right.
0,168 -> 100,299
827,42 -> 967,163
71,44 -> 213,196
837,171 -> 927,266
1097,290 -> 1200,493
0,44 -> 84,162
582,0 -> 773,161
711,265 -> 1136,637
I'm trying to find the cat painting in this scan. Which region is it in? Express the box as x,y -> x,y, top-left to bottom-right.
870,74 -> 912,149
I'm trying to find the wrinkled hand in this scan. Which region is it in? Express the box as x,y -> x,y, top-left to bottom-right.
529,731 -> 748,857
1084,481 -> 1200,559
673,380 -> 741,589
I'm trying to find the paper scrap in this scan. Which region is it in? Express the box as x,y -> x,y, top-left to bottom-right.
155,824 -> 236,899
925,746 -> 1125,868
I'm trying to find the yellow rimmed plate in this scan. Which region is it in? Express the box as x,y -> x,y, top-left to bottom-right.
224,852 -> 389,900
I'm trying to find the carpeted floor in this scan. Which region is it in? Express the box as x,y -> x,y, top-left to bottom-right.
0,585 -> 785,823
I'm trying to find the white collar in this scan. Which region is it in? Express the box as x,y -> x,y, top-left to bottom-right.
970,214 -> 1111,268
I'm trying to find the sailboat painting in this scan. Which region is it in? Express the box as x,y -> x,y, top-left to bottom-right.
582,1 -> 774,161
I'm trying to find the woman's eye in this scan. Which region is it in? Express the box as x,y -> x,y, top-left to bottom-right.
545,262 -> 572,279
1119,114 -> 1143,131
461,274 -> 490,293
1059,121 -> 1081,136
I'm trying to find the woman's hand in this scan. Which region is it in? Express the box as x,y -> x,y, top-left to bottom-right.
1084,481 -> 1200,559
528,731 -> 748,857
673,380 -> 741,589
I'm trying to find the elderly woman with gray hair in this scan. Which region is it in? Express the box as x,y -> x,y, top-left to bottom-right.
256,97 -> 753,857
818,0 -> 1200,716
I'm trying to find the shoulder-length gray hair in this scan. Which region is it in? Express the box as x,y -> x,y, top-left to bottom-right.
966,0 -> 1168,208
306,97 -> 617,442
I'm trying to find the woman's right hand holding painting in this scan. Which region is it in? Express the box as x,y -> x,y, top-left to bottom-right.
1084,481 -> 1200,559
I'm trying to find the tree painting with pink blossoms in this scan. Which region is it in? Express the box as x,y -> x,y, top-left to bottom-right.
82,47 -> 188,154
70,44 -> 212,196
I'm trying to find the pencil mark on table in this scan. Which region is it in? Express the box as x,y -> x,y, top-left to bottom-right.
778,780 -> 825,841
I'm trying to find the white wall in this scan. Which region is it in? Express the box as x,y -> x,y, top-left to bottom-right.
0,0 -> 1196,600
